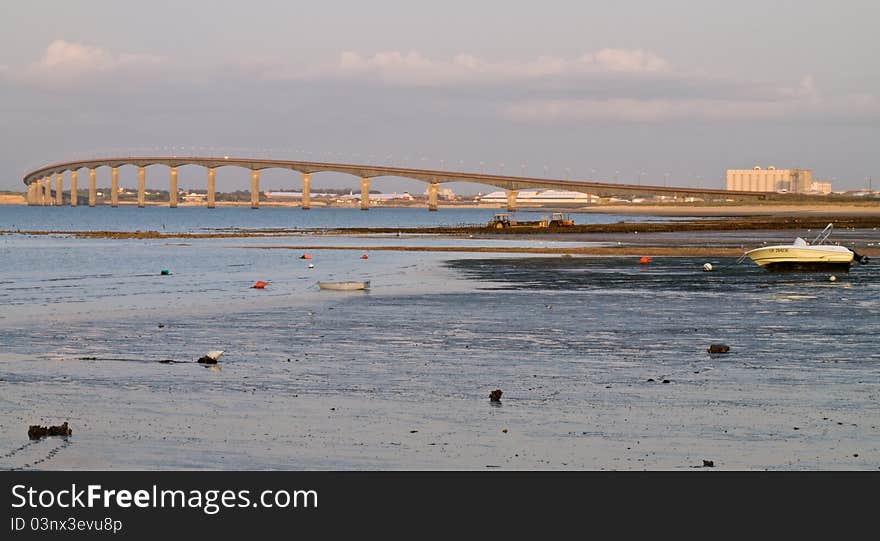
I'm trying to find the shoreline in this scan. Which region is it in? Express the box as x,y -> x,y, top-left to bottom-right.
5,215 -> 880,238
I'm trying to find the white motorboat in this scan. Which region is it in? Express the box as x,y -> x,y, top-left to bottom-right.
742,223 -> 869,272
318,280 -> 370,291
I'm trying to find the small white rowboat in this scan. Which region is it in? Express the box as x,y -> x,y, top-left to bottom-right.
318,281 -> 370,291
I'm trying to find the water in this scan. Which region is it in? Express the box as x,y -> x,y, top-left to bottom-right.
1,209 -> 878,470
0,206 -> 683,233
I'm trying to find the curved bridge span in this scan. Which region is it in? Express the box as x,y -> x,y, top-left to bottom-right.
23,155 -> 778,210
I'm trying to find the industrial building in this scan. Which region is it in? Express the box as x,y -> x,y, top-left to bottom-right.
476,189 -> 599,206
725,167 -> 813,193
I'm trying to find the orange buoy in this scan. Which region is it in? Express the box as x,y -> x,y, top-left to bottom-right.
360,254 -> 369,259
639,256 -> 651,265
300,254 -> 312,260
251,281 -> 268,289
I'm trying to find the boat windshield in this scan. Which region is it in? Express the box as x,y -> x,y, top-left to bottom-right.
812,223 -> 834,245
793,237 -> 808,247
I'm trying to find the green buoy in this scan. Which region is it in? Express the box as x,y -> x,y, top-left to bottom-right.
160,269 -> 170,275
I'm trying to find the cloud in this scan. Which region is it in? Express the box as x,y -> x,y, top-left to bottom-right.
331,48 -> 669,86
499,86 -> 880,124
592,48 -> 668,73
500,98 -> 797,123
20,40 -> 162,84
10,41 -> 879,125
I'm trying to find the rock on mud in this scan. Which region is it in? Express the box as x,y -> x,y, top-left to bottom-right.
197,350 -> 225,364
708,344 -> 730,354
28,422 -> 72,440
489,389 -> 503,402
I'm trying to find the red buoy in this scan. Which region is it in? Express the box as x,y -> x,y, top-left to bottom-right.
361,254 -> 369,259
252,281 -> 268,289
300,254 -> 312,260
639,256 -> 651,265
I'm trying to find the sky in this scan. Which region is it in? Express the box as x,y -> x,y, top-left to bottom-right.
1,0 -> 878,194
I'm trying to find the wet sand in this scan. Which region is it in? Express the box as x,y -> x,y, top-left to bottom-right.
2,213 -> 878,471
240,244 -> 880,258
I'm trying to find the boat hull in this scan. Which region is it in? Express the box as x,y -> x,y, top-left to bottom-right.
745,246 -> 853,273
318,281 -> 370,290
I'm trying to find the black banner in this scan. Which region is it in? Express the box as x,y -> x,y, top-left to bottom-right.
2,471 -> 876,538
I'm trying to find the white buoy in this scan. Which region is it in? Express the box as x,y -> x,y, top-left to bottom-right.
829,275 -> 836,282
703,263 -> 713,272
308,264 -> 315,269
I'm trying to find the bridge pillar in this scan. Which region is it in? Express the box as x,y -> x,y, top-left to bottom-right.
43,177 -> 51,206
169,167 -> 178,208
70,170 -> 78,207
360,177 -> 370,211
506,190 -> 518,212
301,173 -> 311,210
55,172 -> 63,205
427,182 -> 439,211
137,166 -> 146,208
250,170 -> 260,209
111,167 -> 119,207
26,182 -> 35,205
206,168 -> 215,209
88,168 -> 96,207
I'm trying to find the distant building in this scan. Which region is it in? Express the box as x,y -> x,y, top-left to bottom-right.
264,191 -> 348,199
810,181 -> 832,194
725,166 -> 812,193
476,189 -> 598,205
335,192 -> 415,202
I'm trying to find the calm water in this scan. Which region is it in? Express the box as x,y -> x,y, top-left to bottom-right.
0,206 -> 685,233
0,209 -> 878,470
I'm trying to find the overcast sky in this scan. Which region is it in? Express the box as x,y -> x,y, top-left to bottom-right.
2,0 -> 878,193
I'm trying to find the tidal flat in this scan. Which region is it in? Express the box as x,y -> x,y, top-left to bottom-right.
1,209 -> 878,470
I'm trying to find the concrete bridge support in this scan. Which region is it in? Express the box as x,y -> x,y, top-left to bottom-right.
427,182 -> 439,211
169,167 -> 178,208
360,177 -> 371,211
111,167 -> 119,207
43,177 -> 51,206
70,171 -> 78,207
137,166 -> 146,208
55,173 -> 63,205
250,170 -> 260,209
506,190 -> 518,212
26,183 -> 35,205
301,173 -> 311,210
207,168 -> 215,209
88,169 -> 96,207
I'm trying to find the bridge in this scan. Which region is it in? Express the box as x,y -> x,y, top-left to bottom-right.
23,155 -> 784,212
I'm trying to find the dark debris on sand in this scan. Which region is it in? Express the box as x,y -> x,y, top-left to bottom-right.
28,422 -> 72,440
